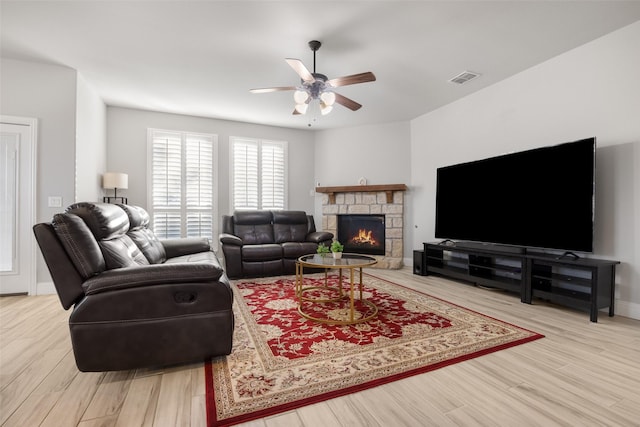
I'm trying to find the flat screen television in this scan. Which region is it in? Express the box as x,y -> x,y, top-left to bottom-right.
435,137 -> 595,253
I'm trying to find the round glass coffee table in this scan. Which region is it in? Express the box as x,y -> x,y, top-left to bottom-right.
295,253 -> 378,325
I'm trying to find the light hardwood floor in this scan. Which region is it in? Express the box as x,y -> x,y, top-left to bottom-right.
2,267 -> 640,426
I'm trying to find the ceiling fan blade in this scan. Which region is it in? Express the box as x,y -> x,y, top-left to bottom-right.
285,58 -> 314,83
249,86 -> 296,94
334,93 -> 362,111
328,72 -> 376,88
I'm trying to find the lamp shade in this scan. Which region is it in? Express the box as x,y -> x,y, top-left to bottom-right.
294,103 -> 309,114
320,91 -> 336,106
294,90 -> 309,104
102,172 -> 128,189
320,103 -> 333,116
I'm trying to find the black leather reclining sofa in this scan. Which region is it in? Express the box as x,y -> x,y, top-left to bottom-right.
33,202 -> 234,372
219,210 -> 333,279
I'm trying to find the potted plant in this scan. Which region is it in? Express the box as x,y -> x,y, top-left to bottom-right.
316,243 -> 330,257
330,240 -> 344,259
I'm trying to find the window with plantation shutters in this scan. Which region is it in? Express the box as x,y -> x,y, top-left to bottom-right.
147,129 -> 217,241
230,137 -> 287,210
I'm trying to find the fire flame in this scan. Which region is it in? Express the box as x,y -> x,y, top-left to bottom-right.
350,229 -> 378,246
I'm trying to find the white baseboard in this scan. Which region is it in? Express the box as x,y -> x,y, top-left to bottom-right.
34,276 -> 640,320
36,281 -> 56,295
614,299 -> 640,321
403,257 -> 412,268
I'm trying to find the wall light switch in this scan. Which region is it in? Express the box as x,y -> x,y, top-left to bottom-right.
48,196 -> 63,208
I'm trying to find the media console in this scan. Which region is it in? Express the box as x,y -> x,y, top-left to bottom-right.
421,242 -> 620,322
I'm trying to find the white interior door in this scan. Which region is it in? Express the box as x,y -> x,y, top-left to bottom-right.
0,118 -> 37,295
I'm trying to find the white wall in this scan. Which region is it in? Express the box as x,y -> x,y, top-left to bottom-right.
0,58 -> 78,285
411,21 -> 640,318
3,20 -> 638,319
314,121 -> 412,258
106,107 -> 317,235
76,74 -> 107,202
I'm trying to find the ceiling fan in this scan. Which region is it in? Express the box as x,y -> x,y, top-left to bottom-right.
250,40 -> 376,116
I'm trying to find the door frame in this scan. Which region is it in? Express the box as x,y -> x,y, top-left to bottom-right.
1,115 -> 38,295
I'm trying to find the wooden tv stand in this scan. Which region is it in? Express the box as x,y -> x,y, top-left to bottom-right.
422,242 -> 620,322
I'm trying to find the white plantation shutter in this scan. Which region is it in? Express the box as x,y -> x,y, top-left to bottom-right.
152,212 -> 182,239
232,139 -> 259,209
187,212 -> 213,237
148,129 -> 217,241
151,131 -> 182,239
261,142 -> 285,210
186,135 -> 213,209
231,137 -> 287,210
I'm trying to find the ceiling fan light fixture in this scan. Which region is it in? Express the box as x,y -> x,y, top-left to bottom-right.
320,102 -> 333,116
320,91 -> 336,106
294,89 -> 309,104
295,103 -> 309,114
251,40 -> 375,117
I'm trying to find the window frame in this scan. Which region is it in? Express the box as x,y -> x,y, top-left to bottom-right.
229,136 -> 288,211
146,128 -> 219,247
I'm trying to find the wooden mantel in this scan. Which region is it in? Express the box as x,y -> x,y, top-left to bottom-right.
315,184 -> 408,204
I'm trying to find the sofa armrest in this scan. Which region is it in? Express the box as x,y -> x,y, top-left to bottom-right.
162,237 -> 211,258
83,263 -> 224,296
219,233 -> 243,246
306,231 -> 334,243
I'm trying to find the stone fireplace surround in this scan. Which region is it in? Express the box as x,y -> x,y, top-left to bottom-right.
316,184 -> 408,269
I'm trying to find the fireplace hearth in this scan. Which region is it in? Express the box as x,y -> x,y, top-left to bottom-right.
337,214 -> 385,256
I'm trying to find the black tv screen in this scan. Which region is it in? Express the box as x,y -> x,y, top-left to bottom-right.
435,137 -> 595,252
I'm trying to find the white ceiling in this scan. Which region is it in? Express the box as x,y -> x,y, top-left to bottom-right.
2,1 -> 640,130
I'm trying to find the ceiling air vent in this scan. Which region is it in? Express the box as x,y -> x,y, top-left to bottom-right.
448,71 -> 480,85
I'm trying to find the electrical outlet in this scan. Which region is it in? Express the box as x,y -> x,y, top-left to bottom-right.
48,196 -> 62,208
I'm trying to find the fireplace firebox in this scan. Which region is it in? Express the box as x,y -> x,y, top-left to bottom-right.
337,214 -> 385,256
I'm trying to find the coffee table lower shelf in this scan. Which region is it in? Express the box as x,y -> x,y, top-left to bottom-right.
295,254 -> 378,325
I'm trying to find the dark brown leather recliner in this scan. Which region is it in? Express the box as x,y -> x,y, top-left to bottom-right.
219,210 -> 333,279
33,202 -> 234,372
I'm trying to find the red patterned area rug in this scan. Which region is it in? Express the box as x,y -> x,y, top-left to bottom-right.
205,273 -> 543,426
